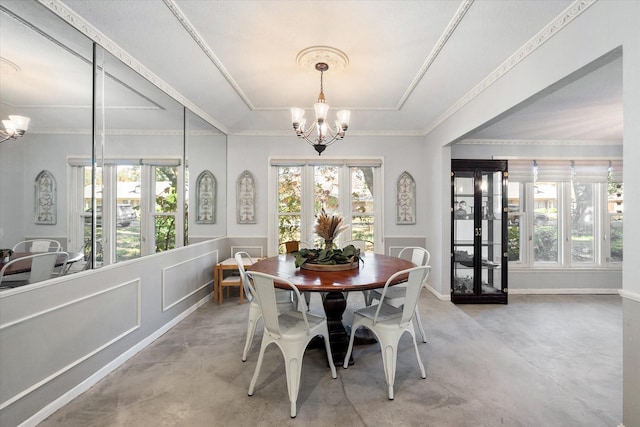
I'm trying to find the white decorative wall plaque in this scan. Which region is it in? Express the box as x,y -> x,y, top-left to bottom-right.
237,170 -> 256,224
396,171 -> 416,225
196,170 -> 216,224
35,170 -> 57,225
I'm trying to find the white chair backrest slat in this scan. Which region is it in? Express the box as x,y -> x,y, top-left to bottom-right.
234,251 -> 255,302
398,246 -> 430,267
373,265 -> 431,326
248,271 -> 308,337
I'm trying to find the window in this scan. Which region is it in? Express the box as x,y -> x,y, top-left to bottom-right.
270,158 -> 382,254
607,182 -> 623,263
533,182 -> 559,263
507,159 -> 622,268
69,159 -> 183,267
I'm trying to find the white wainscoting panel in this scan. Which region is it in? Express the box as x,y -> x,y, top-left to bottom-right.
0,279 -> 141,409
162,250 -> 216,311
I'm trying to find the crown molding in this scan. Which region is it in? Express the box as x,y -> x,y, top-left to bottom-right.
230,129 -> 425,137
29,128 -> 224,136
424,0 -> 597,136
397,0 -> 474,110
459,138 -> 622,146
162,0 -> 252,111
38,0 -> 229,135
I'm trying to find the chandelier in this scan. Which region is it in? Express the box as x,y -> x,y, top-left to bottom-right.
0,115 -> 30,143
290,62 -> 351,155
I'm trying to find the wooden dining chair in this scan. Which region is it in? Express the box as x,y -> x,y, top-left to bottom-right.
246,270 -> 337,418
343,265 -> 431,400
219,261 -> 244,304
278,240 -> 311,254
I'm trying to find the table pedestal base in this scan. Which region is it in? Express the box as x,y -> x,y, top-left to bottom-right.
322,291 -> 353,366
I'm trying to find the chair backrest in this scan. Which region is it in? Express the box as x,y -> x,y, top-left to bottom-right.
398,246 -> 430,267
374,265 -> 431,326
234,251 -> 255,302
32,252 -> 67,283
0,252 -> 65,285
280,240 -> 311,254
246,271 -> 308,338
343,239 -> 373,252
12,239 -> 62,253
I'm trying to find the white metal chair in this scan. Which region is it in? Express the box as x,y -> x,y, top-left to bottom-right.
342,239 -> 374,302
12,239 -> 62,253
343,239 -> 373,253
235,251 -> 297,362
246,270 -> 337,418
0,252 -> 67,288
343,265 -> 431,400
279,240 -> 313,308
368,247 -> 431,342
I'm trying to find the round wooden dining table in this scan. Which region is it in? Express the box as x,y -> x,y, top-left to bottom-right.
249,253 -> 415,365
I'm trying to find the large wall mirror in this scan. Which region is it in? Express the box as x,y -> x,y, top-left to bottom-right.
0,1 -> 226,279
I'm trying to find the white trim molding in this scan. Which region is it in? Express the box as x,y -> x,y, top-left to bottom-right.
18,293 -> 213,427
510,288 -> 620,295
37,0 -> 229,135
619,289 -> 640,303
424,0 -> 597,135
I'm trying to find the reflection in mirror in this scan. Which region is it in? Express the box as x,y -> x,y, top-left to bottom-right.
90,46 -> 186,267
1,1 -> 227,282
0,2 -> 93,275
185,110 -> 227,244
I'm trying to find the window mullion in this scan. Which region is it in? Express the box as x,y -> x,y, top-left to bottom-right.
559,182 -> 566,267
302,165 -> 314,244
525,182 -> 534,267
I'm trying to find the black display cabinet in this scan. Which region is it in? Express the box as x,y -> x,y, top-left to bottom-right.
451,159 -> 508,304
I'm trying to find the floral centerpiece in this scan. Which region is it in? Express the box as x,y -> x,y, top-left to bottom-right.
292,209 -> 361,269
315,209 -> 349,250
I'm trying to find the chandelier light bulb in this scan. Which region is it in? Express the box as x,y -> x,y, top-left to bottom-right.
0,114 -> 30,143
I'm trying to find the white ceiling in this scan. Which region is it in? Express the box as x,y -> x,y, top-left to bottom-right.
0,0 -> 623,143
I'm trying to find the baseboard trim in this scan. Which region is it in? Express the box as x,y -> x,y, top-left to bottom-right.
619,289 -> 640,303
422,287 -> 620,299
509,288 -> 620,295
18,293 -> 213,427
424,283 -> 450,301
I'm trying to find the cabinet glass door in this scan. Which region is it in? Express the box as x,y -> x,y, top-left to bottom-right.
452,172 -> 475,295
479,170 -> 503,295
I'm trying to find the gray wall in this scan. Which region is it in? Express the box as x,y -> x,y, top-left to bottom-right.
0,239 -> 223,427
423,2 -> 639,426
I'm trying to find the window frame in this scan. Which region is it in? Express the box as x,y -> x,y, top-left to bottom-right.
508,180 -> 622,270
268,157 -> 383,256
68,158 -> 184,267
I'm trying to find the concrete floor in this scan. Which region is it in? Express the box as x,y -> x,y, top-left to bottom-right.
39,293 -> 622,427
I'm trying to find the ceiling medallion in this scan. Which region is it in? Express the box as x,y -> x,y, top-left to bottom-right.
296,46 -> 349,72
